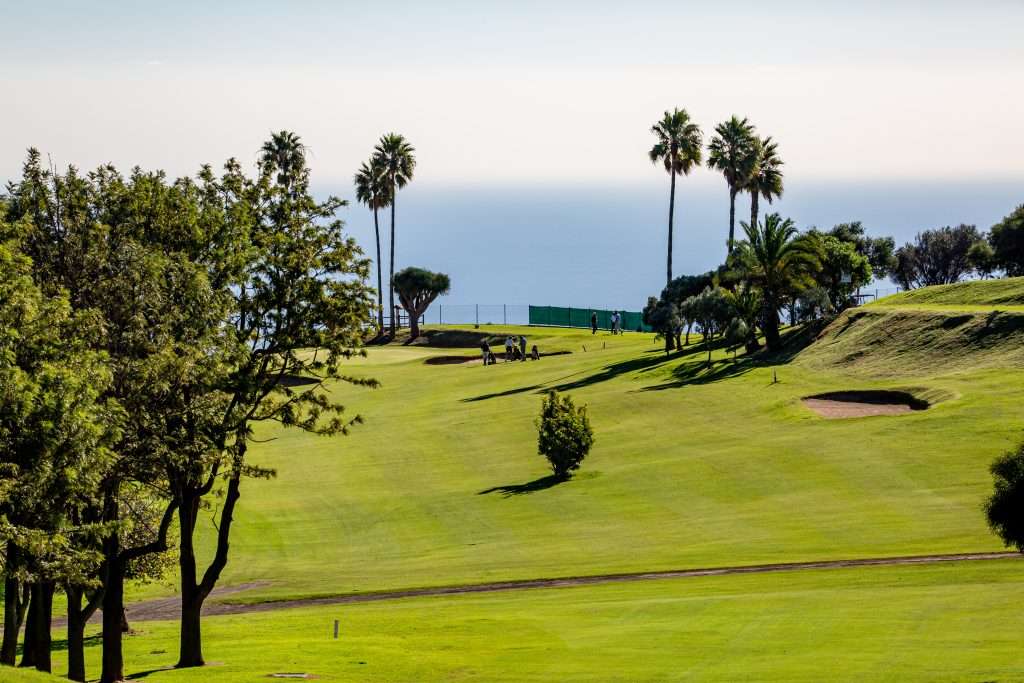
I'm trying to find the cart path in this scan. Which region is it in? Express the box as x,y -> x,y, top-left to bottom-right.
64,551 -> 1014,624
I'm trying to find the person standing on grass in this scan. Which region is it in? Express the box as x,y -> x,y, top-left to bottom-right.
591,311 -> 598,334
505,335 -> 514,361
480,338 -> 492,365
519,335 -> 527,361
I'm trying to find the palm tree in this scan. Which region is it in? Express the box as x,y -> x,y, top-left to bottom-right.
354,157 -> 393,335
746,136 -> 784,232
373,133 -> 416,336
259,130 -> 307,192
707,116 -> 759,255
733,213 -> 819,351
649,109 -> 703,286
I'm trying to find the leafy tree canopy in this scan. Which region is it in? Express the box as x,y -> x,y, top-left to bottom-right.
894,224 -> 984,289
393,267 -> 450,339
989,204 -> 1024,277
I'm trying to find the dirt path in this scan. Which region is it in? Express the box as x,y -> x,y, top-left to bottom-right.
89,551 -> 1019,623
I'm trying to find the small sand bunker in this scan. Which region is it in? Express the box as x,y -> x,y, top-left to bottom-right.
802,390 -> 928,419
424,355 -> 480,365
424,350 -> 572,366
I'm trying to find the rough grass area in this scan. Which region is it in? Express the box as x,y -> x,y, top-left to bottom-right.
43,560 -> 1024,682
797,307 -> 1024,375
874,276 -> 1024,308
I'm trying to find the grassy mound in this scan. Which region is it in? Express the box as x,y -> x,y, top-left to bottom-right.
875,276 -> 1024,308
798,307 -> 1024,375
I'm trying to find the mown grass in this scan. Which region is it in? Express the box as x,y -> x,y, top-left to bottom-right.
11,280 -> 1024,682
180,313 -> 1024,605
41,559 -> 1024,682
874,276 -> 1024,308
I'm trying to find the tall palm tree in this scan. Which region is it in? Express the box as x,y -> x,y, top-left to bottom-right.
649,109 -> 703,286
707,116 -> 758,255
372,133 -> 416,336
354,157 -> 393,335
746,136 -> 784,232
259,130 -> 307,192
733,213 -> 819,351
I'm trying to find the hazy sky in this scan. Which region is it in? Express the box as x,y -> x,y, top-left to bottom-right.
2,1 -> 1022,309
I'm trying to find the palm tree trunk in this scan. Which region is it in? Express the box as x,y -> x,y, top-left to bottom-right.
667,171 -> 676,286
750,191 -> 759,231
763,297 -> 781,351
373,206 -> 384,334
389,181 -> 397,337
728,187 -> 737,254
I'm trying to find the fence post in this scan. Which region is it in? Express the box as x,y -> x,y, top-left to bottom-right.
439,304 -> 442,325
503,304 -> 507,325
475,304 -> 479,327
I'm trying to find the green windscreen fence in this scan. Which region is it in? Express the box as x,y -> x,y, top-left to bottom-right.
529,306 -> 652,332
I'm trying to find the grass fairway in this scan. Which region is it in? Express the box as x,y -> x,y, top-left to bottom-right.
12,282 -> 1024,682
42,559 -> 1024,681
186,316 -> 1022,605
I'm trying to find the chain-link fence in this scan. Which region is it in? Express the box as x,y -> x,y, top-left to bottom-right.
385,303 -> 649,330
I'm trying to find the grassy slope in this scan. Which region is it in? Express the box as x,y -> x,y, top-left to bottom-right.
182,311 -> 1024,604
52,560 -> 1024,682
874,276 -> 1024,308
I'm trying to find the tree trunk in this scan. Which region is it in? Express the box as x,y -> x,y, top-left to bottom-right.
177,491 -> 205,668
20,582 -> 53,672
750,190 -> 760,232
66,587 -> 86,682
178,599 -> 204,669
409,311 -> 420,339
100,491 -> 126,683
2,543 -> 27,666
685,322 -> 692,346
18,584 -> 37,668
667,171 -> 676,286
763,299 -> 781,351
177,459 -> 243,669
373,206 -> 384,333
66,583 -> 103,683
664,331 -> 674,353
388,184 -> 397,337
728,187 -> 737,254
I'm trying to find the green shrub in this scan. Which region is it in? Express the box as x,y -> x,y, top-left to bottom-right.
985,443 -> 1024,551
536,390 -> 594,479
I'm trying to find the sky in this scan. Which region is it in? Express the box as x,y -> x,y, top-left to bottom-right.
2,1 -> 1022,311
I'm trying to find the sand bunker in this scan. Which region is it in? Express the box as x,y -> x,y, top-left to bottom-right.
424,351 -> 571,366
802,390 -> 928,418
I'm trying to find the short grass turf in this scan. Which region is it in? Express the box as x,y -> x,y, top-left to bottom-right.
180,314 -> 1024,604
46,559 -> 1024,682
874,275 -> 1024,308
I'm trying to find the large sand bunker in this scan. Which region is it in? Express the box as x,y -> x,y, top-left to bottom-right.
802,390 -> 929,418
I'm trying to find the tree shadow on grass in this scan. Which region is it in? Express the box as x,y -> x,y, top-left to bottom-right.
478,474 -> 568,497
641,323 -> 821,391
43,633 -> 103,654
545,350 -> 678,392
461,384 -> 545,402
641,356 -> 756,390
126,666 -> 177,680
